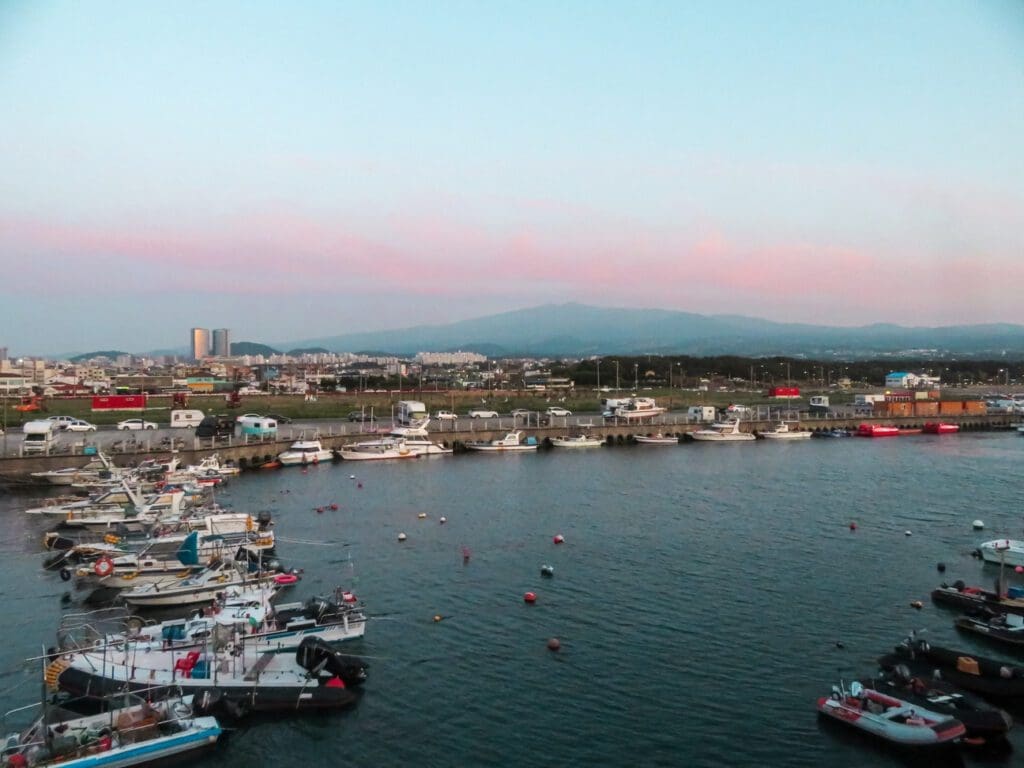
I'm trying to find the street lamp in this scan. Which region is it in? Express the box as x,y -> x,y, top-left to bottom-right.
633,363 -> 639,393
614,361 -> 620,392
596,359 -> 601,392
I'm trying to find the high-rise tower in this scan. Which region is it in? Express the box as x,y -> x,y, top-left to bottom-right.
190,328 -> 211,361
212,328 -> 231,357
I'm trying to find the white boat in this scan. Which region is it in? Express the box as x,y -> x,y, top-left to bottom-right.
99,585 -> 366,655
338,438 -> 420,461
118,560 -> 288,609
464,431 -> 539,452
1,694 -> 221,768
978,539 -> 1024,568
277,439 -> 334,466
759,422 -> 812,440
30,454 -> 120,486
550,434 -> 604,448
634,434 -> 678,445
49,635 -> 368,715
690,419 -> 756,442
374,421 -> 453,456
609,397 -> 666,421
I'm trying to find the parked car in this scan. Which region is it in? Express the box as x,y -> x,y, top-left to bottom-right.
347,410 -> 376,422
116,419 -> 157,431
434,410 -> 458,421
510,409 -> 532,418
468,409 -> 499,419
265,413 -> 292,424
196,415 -> 236,438
545,407 -> 572,417
725,404 -> 752,415
64,419 -> 98,432
46,415 -> 79,431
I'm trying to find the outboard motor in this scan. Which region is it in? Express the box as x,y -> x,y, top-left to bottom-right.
257,510 -> 274,531
295,637 -> 368,687
303,597 -> 331,620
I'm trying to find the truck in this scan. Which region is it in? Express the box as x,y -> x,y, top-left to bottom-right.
397,400 -> 427,425
22,420 -> 59,454
195,415 -> 236,439
808,395 -> 830,415
687,406 -> 717,422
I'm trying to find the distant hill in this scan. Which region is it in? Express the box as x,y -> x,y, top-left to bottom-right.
286,347 -> 330,355
69,350 -> 129,362
281,303 -> 1024,359
230,341 -> 280,356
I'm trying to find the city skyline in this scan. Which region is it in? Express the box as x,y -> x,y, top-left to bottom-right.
2,1 -> 1022,356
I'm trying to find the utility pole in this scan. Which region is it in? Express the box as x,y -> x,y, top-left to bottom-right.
614,361 -> 619,392
596,359 -> 601,392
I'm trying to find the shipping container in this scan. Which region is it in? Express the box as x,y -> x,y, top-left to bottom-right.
939,401 -> 963,415
963,400 -> 987,415
913,401 -> 939,417
768,386 -> 800,399
91,394 -> 147,412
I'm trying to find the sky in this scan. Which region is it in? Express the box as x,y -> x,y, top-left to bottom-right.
1,1 -> 1023,356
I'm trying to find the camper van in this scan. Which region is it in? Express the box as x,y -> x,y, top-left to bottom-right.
238,415 -> 278,438
397,400 -> 427,426
687,406 -> 717,422
600,398 -> 630,418
169,409 -> 205,428
22,420 -> 59,454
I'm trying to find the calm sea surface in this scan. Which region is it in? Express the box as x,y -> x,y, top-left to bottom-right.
2,432 -> 1024,767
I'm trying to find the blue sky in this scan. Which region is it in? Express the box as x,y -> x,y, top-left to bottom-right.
1,1 -> 1022,355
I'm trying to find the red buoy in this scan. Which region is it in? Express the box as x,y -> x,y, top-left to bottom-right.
316,507 -> 324,513
357,482 -> 363,489
330,503 -> 339,511
553,534 -> 565,544
524,592 -> 537,604
547,637 -> 561,651
849,522 -> 857,531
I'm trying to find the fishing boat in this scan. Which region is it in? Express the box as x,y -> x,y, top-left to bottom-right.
758,422 -> 811,440
814,428 -> 851,438
337,439 -> 419,461
550,434 -> 604,448
816,680 -> 965,747
0,693 -> 221,768
856,424 -> 902,437
689,419 -> 756,442
923,422 -> 960,435
464,431 -> 539,452
367,422 -> 453,456
931,580 -> 1024,616
118,559 -> 288,610
865,666 -> 1013,743
48,635 -> 368,717
30,454 -> 121,487
633,434 -> 678,445
954,609 -> 1024,649
977,538 -> 1024,568
276,439 -> 334,466
879,634 -> 1024,699
93,585 -> 366,655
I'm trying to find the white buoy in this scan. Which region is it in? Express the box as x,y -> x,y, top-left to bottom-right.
417,512 -> 427,519
398,532 -> 407,542
904,530 -> 912,536
350,474 -> 356,480
973,520 -> 985,530
439,516 -> 447,524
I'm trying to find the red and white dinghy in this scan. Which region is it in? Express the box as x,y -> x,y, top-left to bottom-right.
817,681 -> 966,747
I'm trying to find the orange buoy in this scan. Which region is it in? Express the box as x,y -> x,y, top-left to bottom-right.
524,592 -> 537,603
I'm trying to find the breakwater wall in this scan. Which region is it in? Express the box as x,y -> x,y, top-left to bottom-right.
0,414 -> 1015,485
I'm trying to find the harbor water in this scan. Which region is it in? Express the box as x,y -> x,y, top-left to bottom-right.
1,432 -> 1024,766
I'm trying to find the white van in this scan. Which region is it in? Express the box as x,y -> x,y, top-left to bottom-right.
687,406 -> 717,422
22,420 -> 60,454
169,409 -> 205,428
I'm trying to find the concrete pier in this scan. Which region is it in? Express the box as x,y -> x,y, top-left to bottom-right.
0,414 -> 1015,485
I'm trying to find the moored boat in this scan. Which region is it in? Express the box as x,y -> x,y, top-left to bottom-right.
865,666 -> 1013,743
977,538 -> 1024,568
879,635 -> 1024,699
550,434 -> 604,448
689,419 -> 756,442
954,609 -> 1024,649
338,439 -> 419,461
856,424 -> 902,437
758,422 -> 811,440
923,422 -> 960,434
932,580 -> 1024,617
0,694 -> 221,768
277,440 -> 334,466
816,680 -> 965,747
464,431 -> 539,452
633,434 -> 678,445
